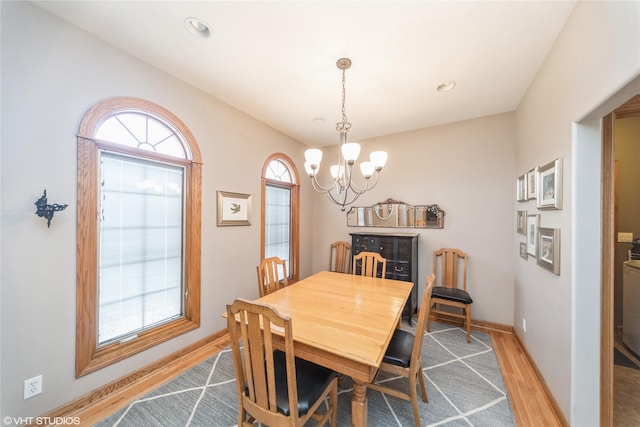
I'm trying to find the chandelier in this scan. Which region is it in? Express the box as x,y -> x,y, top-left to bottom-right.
304,58 -> 388,211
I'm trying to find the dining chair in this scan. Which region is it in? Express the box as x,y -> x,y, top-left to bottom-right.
329,241 -> 351,273
257,256 -> 288,297
227,298 -> 338,427
366,274 -> 435,427
352,251 -> 387,278
427,248 -> 473,342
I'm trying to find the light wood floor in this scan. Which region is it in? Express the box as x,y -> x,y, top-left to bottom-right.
490,329 -> 565,426
50,326 -> 566,426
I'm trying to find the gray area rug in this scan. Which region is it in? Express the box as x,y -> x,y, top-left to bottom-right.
96,322 -> 516,426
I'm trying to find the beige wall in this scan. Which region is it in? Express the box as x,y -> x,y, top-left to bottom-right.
310,113 -> 516,326
0,1 -> 313,417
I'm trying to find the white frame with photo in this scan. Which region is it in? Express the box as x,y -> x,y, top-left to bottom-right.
517,210 -> 527,235
516,173 -> 527,202
537,227 -> 560,275
217,191 -> 252,226
537,158 -> 563,209
527,167 -> 538,200
526,213 -> 539,257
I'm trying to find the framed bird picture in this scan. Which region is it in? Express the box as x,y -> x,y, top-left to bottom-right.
217,191 -> 252,226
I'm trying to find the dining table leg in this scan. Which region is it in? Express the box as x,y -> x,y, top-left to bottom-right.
351,380 -> 368,426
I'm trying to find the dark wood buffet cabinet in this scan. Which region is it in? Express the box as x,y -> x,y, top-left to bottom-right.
350,232 -> 419,323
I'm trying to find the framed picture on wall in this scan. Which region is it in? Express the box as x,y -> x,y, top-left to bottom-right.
537,158 -> 563,209
516,173 -> 527,202
527,167 -> 538,200
517,210 -> 527,235
217,191 -> 252,226
537,227 -> 560,275
519,242 -> 528,260
526,213 -> 539,257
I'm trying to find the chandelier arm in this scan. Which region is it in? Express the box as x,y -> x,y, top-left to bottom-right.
325,186 -> 363,211
309,174 -> 339,194
343,173 -> 370,194
343,168 -> 381,194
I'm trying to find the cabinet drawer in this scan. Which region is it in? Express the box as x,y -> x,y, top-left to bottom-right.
386,261 -> 411,281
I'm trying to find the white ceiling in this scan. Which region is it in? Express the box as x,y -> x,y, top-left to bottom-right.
34,1 -> 576,147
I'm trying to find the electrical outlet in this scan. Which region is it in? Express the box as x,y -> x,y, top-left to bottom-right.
24,375 -> 42,399
522,318 -> 527,333
618,232 -> 634,243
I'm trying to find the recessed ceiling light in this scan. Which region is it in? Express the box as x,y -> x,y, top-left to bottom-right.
184,17 -> 211,38
312,117 -> 325,124
437,81 -> 456,92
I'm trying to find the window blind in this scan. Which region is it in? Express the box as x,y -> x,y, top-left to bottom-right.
98,152 -> 184,345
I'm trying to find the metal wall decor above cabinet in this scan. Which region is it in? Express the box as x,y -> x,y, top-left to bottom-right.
350,232 -> 418,323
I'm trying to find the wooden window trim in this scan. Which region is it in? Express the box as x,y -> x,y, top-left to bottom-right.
76,97 -> 202,378
261,153 -> 300,283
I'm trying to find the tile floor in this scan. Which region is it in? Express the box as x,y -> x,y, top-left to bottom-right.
614,336 -> 640,427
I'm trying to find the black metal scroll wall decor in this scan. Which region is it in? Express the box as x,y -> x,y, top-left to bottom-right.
34,190 -> 68,228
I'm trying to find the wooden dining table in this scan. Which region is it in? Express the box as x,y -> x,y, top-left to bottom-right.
252,270 -> 413,426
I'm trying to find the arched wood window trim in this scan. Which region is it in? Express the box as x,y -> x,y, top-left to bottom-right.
261,153 -> 300,283
76,97 -> 202,377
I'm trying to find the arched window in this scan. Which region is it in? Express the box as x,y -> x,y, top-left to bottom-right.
76,97 -> 202,377
261,154 -> 300,283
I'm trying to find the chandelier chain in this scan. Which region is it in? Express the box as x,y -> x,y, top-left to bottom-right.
337,61 -> 351,133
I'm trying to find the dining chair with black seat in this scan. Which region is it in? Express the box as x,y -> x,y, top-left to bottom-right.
427,248 -> 473,342
227,298 -> 338,427
329,241 -> 351,274
257,256 -> 288,297
366,273 -> 435,427
352,251 -> 387,278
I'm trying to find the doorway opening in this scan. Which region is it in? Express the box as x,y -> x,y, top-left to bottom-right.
602,94 -> 640,426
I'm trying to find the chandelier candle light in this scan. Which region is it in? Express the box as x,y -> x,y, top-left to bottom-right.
304,58 -> 388,210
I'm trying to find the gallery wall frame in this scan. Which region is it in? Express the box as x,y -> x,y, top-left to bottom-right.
217,191 -> 252,226
527,167 -> 538,200
517,210 -> 527,235
537,227 -> 560,274
516,173 -> 527,202
519,242 -> 528,260
537,158 -> 563,209
526,213 -> 539,257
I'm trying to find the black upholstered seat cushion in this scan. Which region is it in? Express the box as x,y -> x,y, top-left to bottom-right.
432,286 -> 473,304
272,350 -> 337,416
382,329 -> 415,368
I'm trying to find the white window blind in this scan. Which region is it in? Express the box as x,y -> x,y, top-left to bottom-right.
265,184 -> 291,277
98,152 -> 184,345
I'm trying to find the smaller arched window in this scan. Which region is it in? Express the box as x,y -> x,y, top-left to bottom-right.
261,154 -> 300,283
76,97 -> 202,377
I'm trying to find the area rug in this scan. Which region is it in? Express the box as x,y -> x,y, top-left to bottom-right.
96,322 -> 516,426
